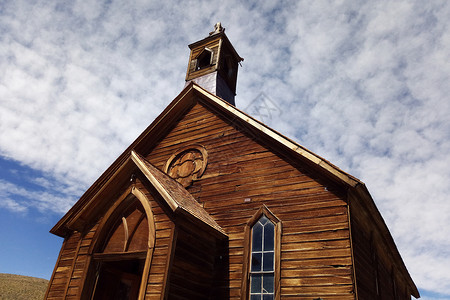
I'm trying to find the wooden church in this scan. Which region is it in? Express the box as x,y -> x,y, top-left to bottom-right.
45,23 -> 419,300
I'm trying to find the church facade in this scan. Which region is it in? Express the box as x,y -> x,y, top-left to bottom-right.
45,24 -> 419,300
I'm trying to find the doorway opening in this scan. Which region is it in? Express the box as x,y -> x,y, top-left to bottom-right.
92,259 -> 144,300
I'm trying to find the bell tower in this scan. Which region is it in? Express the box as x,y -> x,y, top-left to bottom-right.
185,23 -> 243,106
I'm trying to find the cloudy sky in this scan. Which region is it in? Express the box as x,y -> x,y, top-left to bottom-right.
0,0 -> 449,298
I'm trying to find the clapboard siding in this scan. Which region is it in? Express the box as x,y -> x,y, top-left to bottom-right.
45,232 -> 80,299
349,190 -> 412,300
351,218 -> 377,300
134,181 -> 175,299
145,102 -> 355,299
167,225 -> 228,299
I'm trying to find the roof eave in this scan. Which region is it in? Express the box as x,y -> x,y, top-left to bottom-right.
50,155 -> 136,237
50,83 -> 199,236
191,83 -> 361,188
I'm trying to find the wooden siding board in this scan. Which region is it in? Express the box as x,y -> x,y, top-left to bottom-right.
45,232 -> 81,300
350,187 -> 419,298
350,192 -> 415,299
166,225 -> 227,299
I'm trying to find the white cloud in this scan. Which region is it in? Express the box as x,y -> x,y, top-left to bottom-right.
0,0 -> 449,296
0,179 -> 73,214
0,198 -> 27,213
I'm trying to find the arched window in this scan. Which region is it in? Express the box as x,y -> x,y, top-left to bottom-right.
242,206 -> 281,300
250,215 -> 275,299
82,187 -> 155,300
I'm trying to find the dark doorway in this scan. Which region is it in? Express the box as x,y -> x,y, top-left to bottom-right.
92,259 -> 144,300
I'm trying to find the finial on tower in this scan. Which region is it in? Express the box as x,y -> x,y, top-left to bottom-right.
209,22 -> 225,35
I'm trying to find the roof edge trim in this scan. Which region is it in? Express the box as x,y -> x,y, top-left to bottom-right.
131,150 -> 179,211
192,84 -> 360,187
50,155 -> 135,236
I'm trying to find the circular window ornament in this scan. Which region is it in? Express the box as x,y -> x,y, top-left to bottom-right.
164,144 -> 208,187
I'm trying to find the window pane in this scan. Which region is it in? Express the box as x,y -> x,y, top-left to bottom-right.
251,295 -> 261,300
263,222 -> 274,251
263,252 -> 274,271
252,222 -> 263,251
252,253 -> 262,271
260,215 -> 269,225
250,274 -> 262,293
263,273 -> 274,293
263,295 -> 273,300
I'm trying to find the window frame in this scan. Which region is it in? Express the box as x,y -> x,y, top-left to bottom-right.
241,205 -> 281,300
195,47 -> 214,70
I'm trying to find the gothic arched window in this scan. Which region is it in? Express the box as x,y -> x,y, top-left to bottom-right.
82,187 -> 156,300
242,206 -> 281,300
250,215 -> 275,299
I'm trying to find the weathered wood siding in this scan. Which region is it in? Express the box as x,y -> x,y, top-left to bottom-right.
349,191 -> 411,300
145,101 -> 355,299
65,225 -> 96,299
350,218 -> 377,299
45,232 -> 81,299
138,180 -> 176,300
167,225 -> 228,299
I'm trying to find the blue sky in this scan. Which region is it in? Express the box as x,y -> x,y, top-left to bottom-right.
0,1 -> 449,299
